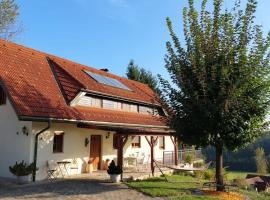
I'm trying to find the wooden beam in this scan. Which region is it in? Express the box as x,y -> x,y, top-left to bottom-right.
117,134 -> 123,168
153,136 -> 159,146
170,136 -> 179,166
150,136 -> 155,175
123,135 -> 128,146
78,123 -> 174,135
145,136 -> 151,146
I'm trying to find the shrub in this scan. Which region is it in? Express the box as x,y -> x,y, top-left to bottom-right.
185,154 -> 194,164
222,166 -> 229,181
107,160 -> 122,175
193,161 -> 204,168
234,178 -> 249,189
194,171 -> 204,179
255,147 -> 268,174
9,161 -> 37,176
203,169 -> 215,181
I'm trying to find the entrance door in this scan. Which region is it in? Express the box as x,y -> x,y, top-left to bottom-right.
90,135 -> 102,170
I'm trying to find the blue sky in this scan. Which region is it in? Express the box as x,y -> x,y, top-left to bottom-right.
15,0 -> 270,79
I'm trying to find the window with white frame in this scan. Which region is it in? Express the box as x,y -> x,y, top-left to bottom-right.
103,99 -> 121,110
74,94 -> 161,116
77,96 -> 101,108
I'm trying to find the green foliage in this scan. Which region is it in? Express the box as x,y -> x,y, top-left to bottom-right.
193,161 -> 205,168
107,160 -> 122,175
203,133 -> 270,171
0,0 -> 20,40
185,153 -> 195,164
160,0 -> 270,151
126,59 -> 159,93
255,147 -> 268,174
159,0 -> 270,190
233,178 -> 249,189
126,172 -> 270,200
9,160 -> 37,176
203,169 -> 215,181
194,170 -> 204,179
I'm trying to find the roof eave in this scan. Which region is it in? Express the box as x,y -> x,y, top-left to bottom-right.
18,115 -> 173,133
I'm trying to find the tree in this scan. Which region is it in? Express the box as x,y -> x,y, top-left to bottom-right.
126,59 -> 159,93
255,147 -> 268,174
0,0 -> 20,40
159,0 -> 270,191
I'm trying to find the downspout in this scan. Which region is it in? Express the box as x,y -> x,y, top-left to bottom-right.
32,120 -> 51,182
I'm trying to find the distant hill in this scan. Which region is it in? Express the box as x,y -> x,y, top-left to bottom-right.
203,132 -> 270,172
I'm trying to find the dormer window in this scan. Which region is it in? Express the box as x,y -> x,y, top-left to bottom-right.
0,86 -> 6,105
72,92 -> 163,116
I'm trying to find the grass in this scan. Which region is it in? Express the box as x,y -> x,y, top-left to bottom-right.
126,173 -> 215,199
125,171 -> 270,200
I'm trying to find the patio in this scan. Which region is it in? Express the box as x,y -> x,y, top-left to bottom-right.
0,177 -> 164,200
67,166 -> 174,181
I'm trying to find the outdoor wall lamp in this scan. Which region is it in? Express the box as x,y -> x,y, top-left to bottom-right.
106,132 -> 111,139
85,138 -> 89,147
22,126 -> 29,136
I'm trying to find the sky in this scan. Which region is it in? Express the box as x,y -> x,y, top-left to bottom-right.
15,0 -> 270,79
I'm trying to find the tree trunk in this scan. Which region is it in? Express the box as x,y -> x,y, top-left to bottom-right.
215,145 -> 225,191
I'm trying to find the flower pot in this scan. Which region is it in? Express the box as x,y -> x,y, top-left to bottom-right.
110,174 -> 121,183
17,175 -> 30,184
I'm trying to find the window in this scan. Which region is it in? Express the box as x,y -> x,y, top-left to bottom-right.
131,136 -> 141,148
103,99 -> 121,110
84,70 -> 132,91
139,106 -> 153,115
113,134 -> 119,149
122,103 -> 130,111
53,132 -> 64,153
130,104 -> 138,112
159,136 -> 165,149
77,96 -> 101,108
0,87 -> 6,105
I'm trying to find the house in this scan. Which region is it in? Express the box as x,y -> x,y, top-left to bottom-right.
0,39 -> 177,181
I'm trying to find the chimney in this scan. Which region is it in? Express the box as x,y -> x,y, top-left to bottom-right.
100,68 -> 109,72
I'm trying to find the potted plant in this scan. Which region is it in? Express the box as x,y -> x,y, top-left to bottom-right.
107,160 -> 122,183
9,161 -> 38,184
184,154 -> 194,167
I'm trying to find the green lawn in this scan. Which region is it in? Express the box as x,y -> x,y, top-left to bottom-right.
125,171 -> 270,200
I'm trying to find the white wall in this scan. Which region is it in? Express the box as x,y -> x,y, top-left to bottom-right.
0,99 -> 32,178
33,122 -> 175,180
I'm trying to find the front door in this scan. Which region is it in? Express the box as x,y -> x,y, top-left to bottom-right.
90,135 -> 102,170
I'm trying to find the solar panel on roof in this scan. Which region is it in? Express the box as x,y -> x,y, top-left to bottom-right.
84,70 -> 132,91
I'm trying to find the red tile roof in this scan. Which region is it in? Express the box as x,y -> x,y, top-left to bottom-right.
0,39 -> 167,128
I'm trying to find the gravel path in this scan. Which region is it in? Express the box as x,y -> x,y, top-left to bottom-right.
0,178 -> 164,200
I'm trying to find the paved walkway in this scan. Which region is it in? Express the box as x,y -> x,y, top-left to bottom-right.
0,178 -> 164,200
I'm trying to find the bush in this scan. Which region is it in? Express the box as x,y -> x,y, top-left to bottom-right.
255,147 -> 268,174
193,161 -> 204,168
194,171 -> 204,179
185,154 -> 194,164
234,178 -> 249,189
9,161 -> 37,176
203,169 -> 215,181
107,160 -> 122,175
